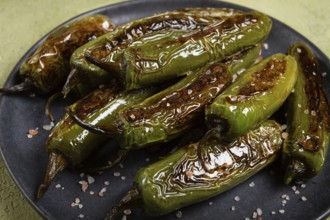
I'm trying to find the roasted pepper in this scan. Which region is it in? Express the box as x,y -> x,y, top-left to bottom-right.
0,15 -> 114,94
63,9 -> 232,96
69,45 -> 261,150
115,11 -> 271,90
107,120 -> 283,218
37,81 -> 157,198
205,53 -> 298,141
282,43 -> 330,184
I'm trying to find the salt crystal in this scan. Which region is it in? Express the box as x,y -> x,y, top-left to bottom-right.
78,214 -> 84,218
124,209 -> 132,215
78,204 -> 83,209
249,182 -> 255,187
90,191 -> 95,195
87,175 -> 95,184
80,173 -> 85,178
122,215 -> 127,220
55,184 -> 61,188
114,172 -> 121,177
121,176 -> 126,180
231,206 -> 236,211
252,211 -> 257,218
176,210 -> 183,218
271,211 -> 276,215
297,48 -> 302,53
209,202 -> 213,206
301,196 -> 307,201
301,184 -> 306,188
321,72 -> 327,77
279,209 -> 285,214
43,124 -> 53,131
234,196 -> 240,202
104,181 -> 110,185
295,190 -> 300,195
256,208 -> 262,216
75,198 -> 80,204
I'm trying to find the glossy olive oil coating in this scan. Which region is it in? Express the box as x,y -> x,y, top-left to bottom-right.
282,43 -> 330,183
206,54 -> 298,140
68,45 -> 261,150
134,120 -> 283,216
64,9 -> 231,95
19,15 -> 114,94
122,11 -> 272,90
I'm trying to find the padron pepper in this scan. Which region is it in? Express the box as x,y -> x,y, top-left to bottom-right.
63,8 -> 238,96
205,53 -> 298,141
282,43 -> 330,184
69,45 -> 261,150
112,11 -> 271,90
107,120 -> 283,218
37,81 -> 157,198
1,15 -> 114,94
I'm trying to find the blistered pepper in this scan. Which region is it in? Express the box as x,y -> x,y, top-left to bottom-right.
69,45 -> 261,150
282,43 -> 330,184
112,11 -> 271,90
107,120 -> 283,219
37,81 -> 157,198
205,53 -> 298,141
63,9 -> 234,96
1,15 -> 114,94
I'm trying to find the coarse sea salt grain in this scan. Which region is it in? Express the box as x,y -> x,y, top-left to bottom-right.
279,209 -> 285,214
234,196 -> 240,202
114,172 -> 121,177
256,208 -> 262,216
87,175 -> 95,184
176,210 -> 183,218
249,182 -> 255,187
124,209 -> 132,215
55,184 -> 61,188
301,196 -> 307,201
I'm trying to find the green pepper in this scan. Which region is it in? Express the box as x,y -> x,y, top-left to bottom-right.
37,81 -> 157,198
282,43 -> 330,184
107,120 -> 283,218
117,11 -> 271,90
0,15 -> 114,94
62,9 -> 230,96
69,45 -> 261,150
205,53 -> 298,141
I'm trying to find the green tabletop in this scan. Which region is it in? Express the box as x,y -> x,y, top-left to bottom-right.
0,0 -> 329,219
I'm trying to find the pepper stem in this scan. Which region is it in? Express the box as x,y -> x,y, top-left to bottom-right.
66,106 -> 116,136
105,187 -> 141,220
37,152 -> 68,199
62,68 -> 78,98
0,79 -> 32,94
45,92 -> 63,122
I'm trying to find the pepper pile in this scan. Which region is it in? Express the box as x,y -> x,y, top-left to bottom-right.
7,7 -> 329,219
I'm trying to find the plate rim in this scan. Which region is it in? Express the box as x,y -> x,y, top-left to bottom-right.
0,0 -> 330,219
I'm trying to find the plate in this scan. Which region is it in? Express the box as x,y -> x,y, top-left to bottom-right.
1,0 -> 330,219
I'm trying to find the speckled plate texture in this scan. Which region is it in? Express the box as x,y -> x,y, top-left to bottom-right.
0,0 -> 329,219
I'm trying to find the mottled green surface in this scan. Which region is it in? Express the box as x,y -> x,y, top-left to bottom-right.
0,0 -> 329,219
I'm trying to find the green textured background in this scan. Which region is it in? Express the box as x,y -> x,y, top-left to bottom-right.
0,0 -> 329,219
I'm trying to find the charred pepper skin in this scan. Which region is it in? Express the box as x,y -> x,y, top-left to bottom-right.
121,11 -> 272,90
282,43 -> 330,184
109,120 -> 283,218
69,45 -> 261,150
63,9 -> 234,96
17,15 -> 114,94
38,81 -> 157,198
205,53 -> 298,141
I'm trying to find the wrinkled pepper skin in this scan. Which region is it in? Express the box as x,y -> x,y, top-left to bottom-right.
19,15 -> 114,94
48,83 -> 157,165
121,11 -> 272,90
134,120 -> 283,216
205,53 -> 298,140
71,45 -> 261,150
282,43 -> 330,184
64,9 -> 231,95
38,81 -> 158,198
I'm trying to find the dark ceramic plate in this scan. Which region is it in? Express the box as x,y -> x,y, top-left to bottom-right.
0,0 -> 329,219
